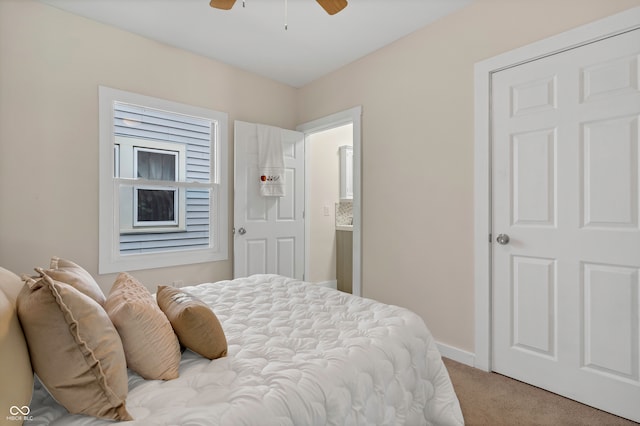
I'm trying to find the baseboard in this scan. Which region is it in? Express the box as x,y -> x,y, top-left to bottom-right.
315,280 -> 337,290
436,341 -> 475,367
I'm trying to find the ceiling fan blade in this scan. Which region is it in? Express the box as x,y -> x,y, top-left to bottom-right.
316,0 -> 348,15
209,0 -> 236,10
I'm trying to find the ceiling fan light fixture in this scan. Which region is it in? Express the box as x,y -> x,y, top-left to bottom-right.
209,0 -> 347,15
209,0 -> 236,10
316,0 -> 348,15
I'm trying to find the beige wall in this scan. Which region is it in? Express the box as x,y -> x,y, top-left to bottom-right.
296,0 -> 640,352
0,0 -> 297,293
307,124 -> 352,283
1,0 -> 639,355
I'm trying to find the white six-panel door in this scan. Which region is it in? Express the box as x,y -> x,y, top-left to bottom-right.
234,121 -> 305,279
492,29 -> 640,421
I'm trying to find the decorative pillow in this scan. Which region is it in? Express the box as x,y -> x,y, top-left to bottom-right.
45,256 -> 106,305
16,270 -> 131,421
105,273 -> 181,380
0,267 -> 33,423
157,285 -> 228,360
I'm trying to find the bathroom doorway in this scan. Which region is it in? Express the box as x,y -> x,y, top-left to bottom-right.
297,106 -> 362,296
306,124 -> 352,293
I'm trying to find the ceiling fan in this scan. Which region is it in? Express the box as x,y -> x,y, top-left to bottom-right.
209,0 -> 348,15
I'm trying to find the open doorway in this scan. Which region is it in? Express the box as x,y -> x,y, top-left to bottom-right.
305,124 -> 353,292
297,106 -> 362,296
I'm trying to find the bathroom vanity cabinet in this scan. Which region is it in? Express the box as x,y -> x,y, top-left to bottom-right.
336,229 -> 353,293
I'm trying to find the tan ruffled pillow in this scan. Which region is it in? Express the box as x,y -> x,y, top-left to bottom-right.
105,273 -> 181,380
157,285 -> 228,360
45,257 -> 106,305
17,270 -> 131,421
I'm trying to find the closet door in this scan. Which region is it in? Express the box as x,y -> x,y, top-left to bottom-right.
492,28 -> 640,421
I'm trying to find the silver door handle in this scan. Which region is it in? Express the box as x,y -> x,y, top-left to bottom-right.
238,227 -> 247,235
496,234 -> 510,245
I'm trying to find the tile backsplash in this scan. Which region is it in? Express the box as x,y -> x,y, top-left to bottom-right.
335,201 -> 353,226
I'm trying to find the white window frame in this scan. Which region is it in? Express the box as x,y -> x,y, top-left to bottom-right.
116,137 -> 187,233
132,147 -> 179,227
99,86 -> 228,274
133,185 -> 179,227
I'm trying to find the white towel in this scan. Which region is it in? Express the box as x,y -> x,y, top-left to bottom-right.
257,124 -> 285,197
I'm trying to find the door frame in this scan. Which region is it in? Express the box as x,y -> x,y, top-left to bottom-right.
297,106 -> 363,297
473,7 -> 640,372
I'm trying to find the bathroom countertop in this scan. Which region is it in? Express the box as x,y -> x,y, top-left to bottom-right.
336,225 -> 353,232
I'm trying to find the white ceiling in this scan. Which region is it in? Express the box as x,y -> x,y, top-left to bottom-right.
38,0 -> 471,88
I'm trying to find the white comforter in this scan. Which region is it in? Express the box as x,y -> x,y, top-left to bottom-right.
29,274 -> 463,425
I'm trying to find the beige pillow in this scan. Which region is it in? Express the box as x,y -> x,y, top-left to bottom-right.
105,273 -> 181,380
0,267 -> 33,424
157,285 -> 228,360
45,257 -> 106,305
17,271 -> 131,421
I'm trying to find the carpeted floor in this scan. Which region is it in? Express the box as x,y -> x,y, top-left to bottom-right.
442,358 -> 638,426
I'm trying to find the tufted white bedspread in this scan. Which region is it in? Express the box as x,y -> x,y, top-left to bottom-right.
29,274 -> 463,425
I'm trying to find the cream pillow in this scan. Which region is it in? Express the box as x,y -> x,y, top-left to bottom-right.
0,267 -> 33,424
157,285 -> 228,360
17,271 -> 131,421
105,273 -> 181,380
45,256 -> 106,305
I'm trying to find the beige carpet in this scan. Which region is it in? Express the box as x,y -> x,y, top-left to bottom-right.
442,358 -> 638,426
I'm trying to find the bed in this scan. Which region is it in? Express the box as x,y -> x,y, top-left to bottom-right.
1,269 -> 463,425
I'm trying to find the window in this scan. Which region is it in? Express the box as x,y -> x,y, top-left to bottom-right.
115,137 -> 187,232
99,87 -> 228,273
133,148 -> 179,227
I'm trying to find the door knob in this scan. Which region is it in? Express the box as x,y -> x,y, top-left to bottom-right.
238,227 -> 247,235
496,234 -> 510,245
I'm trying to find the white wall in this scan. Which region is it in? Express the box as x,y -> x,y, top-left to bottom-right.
307,124 -> 352,283
296,0 -> 640,353
0,0 -> 296,293
2,0 -> 640,357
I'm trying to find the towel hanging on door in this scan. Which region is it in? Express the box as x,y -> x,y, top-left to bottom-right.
257,124 -> 285,197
